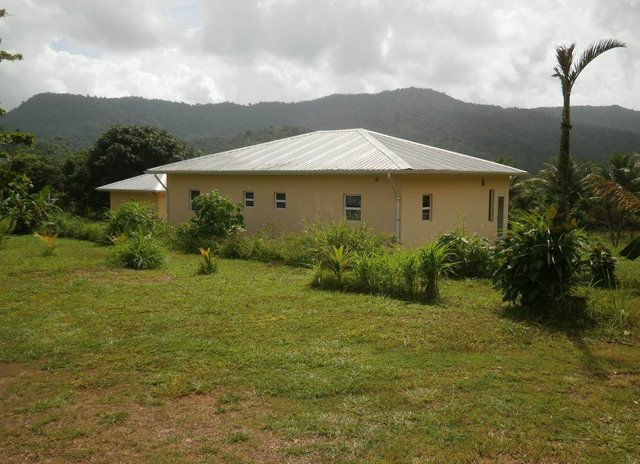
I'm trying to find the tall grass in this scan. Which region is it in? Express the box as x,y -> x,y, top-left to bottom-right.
0,219 -> 10,248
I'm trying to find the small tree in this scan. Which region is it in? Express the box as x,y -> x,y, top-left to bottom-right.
191,190 -> 244,238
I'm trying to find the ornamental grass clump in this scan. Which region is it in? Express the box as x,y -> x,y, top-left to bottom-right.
492,211 -> 586,309
416,242 -> 454,301
587,244 -> 617,289
33,232 -> 58,256
197,247 -> 218,275
110,231 -> 166,270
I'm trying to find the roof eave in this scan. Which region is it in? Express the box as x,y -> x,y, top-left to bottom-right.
145,168 -> 526,176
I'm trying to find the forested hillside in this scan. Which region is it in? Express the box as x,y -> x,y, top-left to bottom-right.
3,88 -> 639,171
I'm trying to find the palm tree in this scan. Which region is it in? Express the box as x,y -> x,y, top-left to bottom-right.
552,39 -> 626,226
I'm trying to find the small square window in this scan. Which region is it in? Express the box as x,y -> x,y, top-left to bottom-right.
422,194 -> 432,221
275,192 -> 286,209
244,191 -> 254,207
189,189 -> 200,211
345,194 -> 362,221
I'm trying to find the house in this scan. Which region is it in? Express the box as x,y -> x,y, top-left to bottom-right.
145,129 -> 525,246
96,173 -> 168,219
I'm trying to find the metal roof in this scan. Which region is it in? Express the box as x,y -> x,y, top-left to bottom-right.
147,129 -> 526,175
96,173 -> 166,192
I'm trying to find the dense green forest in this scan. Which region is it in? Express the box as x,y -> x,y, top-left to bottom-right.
3,88 -> 639,172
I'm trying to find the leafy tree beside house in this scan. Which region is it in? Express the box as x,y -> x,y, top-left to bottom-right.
86,125 -> 200,210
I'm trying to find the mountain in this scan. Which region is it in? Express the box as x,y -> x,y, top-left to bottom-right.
2,88 -> 639,172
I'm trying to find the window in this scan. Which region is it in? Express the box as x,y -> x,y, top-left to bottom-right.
189,189 -> 200,211
488,189 -> 495,222
275,192 -> 286,209
344,194 -> 362,221
422,194 -> 432,221
244,191 -> 254,207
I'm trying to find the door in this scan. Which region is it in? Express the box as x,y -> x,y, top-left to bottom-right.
497,195 -> 505,238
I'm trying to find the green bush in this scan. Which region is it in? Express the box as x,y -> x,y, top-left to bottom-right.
436,230 -> 493,278
587,244 -> 617,289
492,212 -> 586,307
106,201 -> 158,238
109,232 -> 166,270
191,190 -> 244,238
304,220 -> 389,259
172,191 -> 244,253
329,242 -> 452,302
49,213 -> 108,243
1,182 -> 61,234
351,250 -> 404,296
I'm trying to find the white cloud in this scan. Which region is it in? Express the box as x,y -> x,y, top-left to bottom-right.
0,0 -> 638,111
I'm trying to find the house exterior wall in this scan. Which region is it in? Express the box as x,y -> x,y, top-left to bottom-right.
165,173 -> 511,246
109,191 -> 167,219
166,174 -> 398,236
396,174 -> 510,246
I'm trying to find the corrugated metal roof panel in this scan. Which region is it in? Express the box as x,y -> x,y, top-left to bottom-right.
96,174 -> 166,192
147,129 -> 526,175
366,131 -> 524,174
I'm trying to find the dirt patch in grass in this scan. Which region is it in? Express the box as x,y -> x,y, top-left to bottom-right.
2,371 -> 321,464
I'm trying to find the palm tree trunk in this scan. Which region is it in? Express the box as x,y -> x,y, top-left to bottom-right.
555,87 -> 573,226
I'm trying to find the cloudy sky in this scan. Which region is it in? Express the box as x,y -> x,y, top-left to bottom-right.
0,0 -> 638,111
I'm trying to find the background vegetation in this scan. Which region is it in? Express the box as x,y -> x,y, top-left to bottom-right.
3,88 -> 640,171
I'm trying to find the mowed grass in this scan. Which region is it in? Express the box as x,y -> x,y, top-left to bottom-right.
0,236 -> 639,463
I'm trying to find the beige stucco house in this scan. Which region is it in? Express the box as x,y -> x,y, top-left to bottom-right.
96,173 -> 168,219
145,129 -> 525,246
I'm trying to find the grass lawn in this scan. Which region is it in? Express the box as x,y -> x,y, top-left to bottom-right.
1,236 -> 639,463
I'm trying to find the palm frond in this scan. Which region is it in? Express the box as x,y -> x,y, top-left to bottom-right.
570,39 -> 626,83
553,43 -> 575,79
585,173 -> 640,214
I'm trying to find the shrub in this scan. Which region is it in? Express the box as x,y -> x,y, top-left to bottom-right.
1,182 -> 61,234
110,232 -> 166,270
304,220 -> 389,260
492,211 -> 586,308
436,230 -> 493,278
344,243 -> 452,302
351,250 -> 403,296
106,201 -> 158,238
191,190 -> 244,238
172,191 -> 244,253
197,247 -> 218,275
49,213 -> 108,243
587,244 -> 617,289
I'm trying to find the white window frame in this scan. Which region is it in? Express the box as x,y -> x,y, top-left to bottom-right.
422,194 -> 432,221
243,191 -> 254,207
344,194 -> 362,221
189,189 -> 200,211
274,192 -> 286,209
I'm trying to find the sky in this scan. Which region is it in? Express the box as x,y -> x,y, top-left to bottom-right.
0,0 -> 638,111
